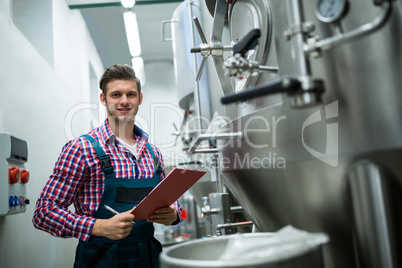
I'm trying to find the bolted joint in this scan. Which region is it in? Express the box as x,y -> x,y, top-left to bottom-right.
284,21 -> 316,41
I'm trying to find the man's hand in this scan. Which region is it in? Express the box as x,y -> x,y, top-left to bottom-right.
147,206 -> 178,226
92,210 -> 135,240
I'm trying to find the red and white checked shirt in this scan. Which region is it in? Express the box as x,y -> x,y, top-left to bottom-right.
32,119 -> 181,241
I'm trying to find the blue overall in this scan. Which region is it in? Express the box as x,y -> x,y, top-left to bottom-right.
74,134 -> 163,268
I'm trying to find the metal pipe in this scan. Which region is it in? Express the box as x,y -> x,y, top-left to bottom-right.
347,160 -> 397,268
69,0 -> 183,9
305,1 -> 392,55
230,206 -> 244,213
216,221 -> 254,231
188,131 -> 243,155
210,208 -> 220,214
259,65 -> 279,73
192,148 -> 219,154
286,0 -> 311,76
212,154 -> 225,194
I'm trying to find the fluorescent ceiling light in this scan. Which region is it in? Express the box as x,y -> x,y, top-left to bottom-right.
132,57 -> 146,86
121,0 -> 135,9
123,11 -> 141,57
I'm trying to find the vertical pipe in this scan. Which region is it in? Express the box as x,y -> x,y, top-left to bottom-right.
347,160 -> 397,268
285,0 -> 311,76
212,154 -> 225,194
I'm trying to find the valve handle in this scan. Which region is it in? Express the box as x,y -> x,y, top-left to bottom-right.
190,17 -> 208,55
193,16 -> 207,44
233,29 -> 261,56
190,47 -> 202,53
190,16 -> 209,81
178,161 -> 203,166
221,76 -> 301,104
196,57 -> 208,81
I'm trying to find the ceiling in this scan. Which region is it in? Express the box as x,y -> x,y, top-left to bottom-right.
67,0 -> 183,69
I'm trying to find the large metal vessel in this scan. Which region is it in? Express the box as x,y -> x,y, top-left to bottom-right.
180,0 -> 402,267
209,0 -> 402,268
161,231 -> 328,268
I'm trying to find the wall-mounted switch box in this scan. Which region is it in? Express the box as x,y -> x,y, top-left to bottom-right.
0,133 -> 29,216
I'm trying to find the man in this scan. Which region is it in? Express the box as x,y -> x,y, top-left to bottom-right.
33,64 -> 180,267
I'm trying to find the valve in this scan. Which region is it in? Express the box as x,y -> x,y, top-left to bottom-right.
221,75 -> 324,108
224,54 -> 279,78
232,28 -> 261,57
221,76 -> 301,104
189,0 -> 235,97
171,110 -> 198,147
224,29 -> 279,78
190,16 -> 233,81
305,0 -> 393,56
201,196 -> 211,218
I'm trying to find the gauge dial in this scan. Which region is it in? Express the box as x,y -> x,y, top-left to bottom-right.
316,0 -> 347,23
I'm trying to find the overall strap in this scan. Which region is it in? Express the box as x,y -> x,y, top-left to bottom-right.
82,134 -> 115,180
146,143 -> 163,175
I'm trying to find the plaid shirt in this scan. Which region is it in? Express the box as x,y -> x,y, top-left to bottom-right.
33,119 -> 181,241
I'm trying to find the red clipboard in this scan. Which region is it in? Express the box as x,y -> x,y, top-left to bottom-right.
130,168 -> 206,220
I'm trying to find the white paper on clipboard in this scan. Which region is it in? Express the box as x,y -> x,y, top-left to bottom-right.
130,168 -> 206,220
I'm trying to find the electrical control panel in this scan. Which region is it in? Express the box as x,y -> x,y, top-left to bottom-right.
0,133 -> 29,216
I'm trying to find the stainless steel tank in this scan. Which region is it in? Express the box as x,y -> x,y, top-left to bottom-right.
170,0 -> 210,115
180,162 -> 215,207
170,1 -> 252,238
191,0 -> 402,268
160,232 -> 327,268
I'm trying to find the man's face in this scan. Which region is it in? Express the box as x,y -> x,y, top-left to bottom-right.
100,79 -> 142,123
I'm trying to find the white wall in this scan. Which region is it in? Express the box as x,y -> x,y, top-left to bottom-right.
138,60 -> 187,168
0,0 -> 104,267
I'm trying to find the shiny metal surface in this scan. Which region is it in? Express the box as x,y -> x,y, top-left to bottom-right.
171,0 -> 401,266
190,0 -> 235,98
306,1 -> 393,55
188,131 -> 242,154
186,165 -> 215,207
286,0 -> 311,77
228,0 -> 273,92
171,0 -> 212,121
215,0 -> 402,267
347,160 -> 399,267
315,0 -> 348,23
160,232 -> 325,268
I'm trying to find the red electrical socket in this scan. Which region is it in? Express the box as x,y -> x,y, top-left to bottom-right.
21,169 -> 30,184
9,167 -> 20,184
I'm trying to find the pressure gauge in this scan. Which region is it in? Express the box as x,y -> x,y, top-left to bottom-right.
316,0 -> 348,23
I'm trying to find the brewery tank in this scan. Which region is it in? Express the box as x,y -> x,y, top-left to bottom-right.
169,0 -> 253,239
205,0 -> 402,267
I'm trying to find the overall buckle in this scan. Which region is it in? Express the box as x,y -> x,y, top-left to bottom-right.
99,155 -> 113,174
